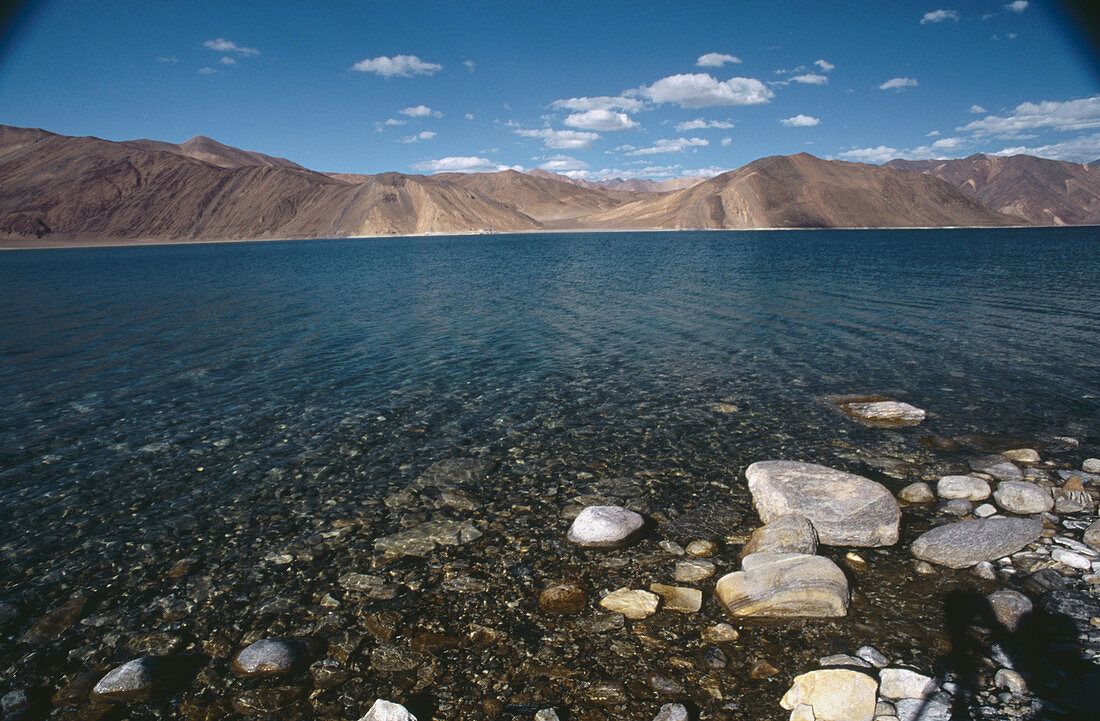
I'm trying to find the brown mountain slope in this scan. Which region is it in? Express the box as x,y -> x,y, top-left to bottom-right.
885,154 -> 1100,225
123,134 -> 308,170
0,126 -> 538,241
580,153 -> 1021,229
435,169 -> 645,221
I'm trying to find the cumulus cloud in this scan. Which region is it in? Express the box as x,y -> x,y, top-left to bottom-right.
792,73 -> 828,85
837,137 -> 969,163
401,131 -> 436,143
674,118 -> 735,132
638,73 -> 773,108
625,137 -> 709,155
550,95 -> 644,112
352,54 -> 442,78
780,114 -> 820,127
880,77 -> 918,91
836,146 -> 904,163
1005,1 -> 1028,12
399,105 -> 442,118
721,137 -> 732,146
197,67 -> 218,75
696,52 -> 742,68
464,113 -> 475,120
993,132 -> 1100,162
203,38 -> 260,56
563,109 -> 639,131
156,55 -> 178,63
969,104 -> 987,114
516,128 -> 600,150
960,96 -> 1100,136
463,59 -> 476,72
921,9 -> 960,24
539,155 -> 590,172
814,59 -> 835,72
412,156 -> 521,173
219,57 -> 236,66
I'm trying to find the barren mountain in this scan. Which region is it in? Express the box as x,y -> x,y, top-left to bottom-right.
525,169 -> 704,193
0,126 -> 538,241
886,154 -> 1100,225
437,169 -> 644,221
123,134 -> 308,170
580,153 -> 1020,229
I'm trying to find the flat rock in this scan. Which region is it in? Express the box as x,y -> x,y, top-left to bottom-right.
91,657 -> 156,702
649,583 -> 702,613
780,668 -> 878,721
359,699 -> 417,721
1002,449 -> 1040,463
936,476 -> 990,501
878,668 -> 938,700
910,518 -> 1042,569
898,482 -> 935,503
715,553 -> 849,618
374,519 -> 483,562
231,639 -> 302,677
339,573 -> 402,599
969,456 -> 1023,482
415,457 -> 495,488
538,583 -> 587,615
567,506 -> 644,547
895,697 -> 952,721
1083,458 -> 1100,474
1084,519 -> 1100,552
599,588 -> 659,619
673,559 -> 715,582
663,505 -> 743,541
993,481 -> 1053,515
740,514 -> 818,557
936,499 -> 972,516
745,461 -> 900,547
830,395 -> 926,428
701,623 -> 739,643
653,702 -> 688,721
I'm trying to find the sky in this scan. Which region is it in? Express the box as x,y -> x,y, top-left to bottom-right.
1,0 -> 1099,180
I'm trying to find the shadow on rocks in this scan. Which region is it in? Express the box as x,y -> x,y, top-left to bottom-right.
938,587 -> 1097,720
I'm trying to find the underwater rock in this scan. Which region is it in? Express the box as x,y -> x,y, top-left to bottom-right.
91,657 -> 157,702
566,505 -> 644,547
231,639 -> 303,677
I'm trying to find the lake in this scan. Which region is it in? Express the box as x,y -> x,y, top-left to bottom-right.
1,228 -> 1098,719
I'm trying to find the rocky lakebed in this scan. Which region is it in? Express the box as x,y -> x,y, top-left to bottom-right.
1,396 -> 1099,721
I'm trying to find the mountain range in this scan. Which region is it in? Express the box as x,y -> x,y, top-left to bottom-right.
2,125 -> 1098,246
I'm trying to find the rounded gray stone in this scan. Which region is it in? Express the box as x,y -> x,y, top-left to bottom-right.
993,481 -> 1053,515
359,699 -> 417,721
91,657 -> 156,702
898,482 -> 935,503
989,589 -> 1033,632
566,505 -> 644,547
231,639 -> 301,677
969,456 -> 1023,482
911,517 -> 1042,569
740,513 -> 818,557
936,475 -> 990,501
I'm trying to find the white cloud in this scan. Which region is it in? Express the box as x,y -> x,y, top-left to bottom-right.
927,130 -> 941,136
696,52 -> 742,68
219,56 -> 236,66
463,59 -> 476,72
721,137 -> 732,146
836,146 -> 903,163
464,113 -> 475,120
563,109 -> 639,131
401,131 -> 437,143
156,55 -> 178,63
880,77 -> 918,91
516,128 -> 601,150
780,114 -> 820,127
203,38 -> 260,56
197,67 -> 218,75
837,137 -> 970,163
540,155 -> 590,171
412,156 -> 521,173
968,104 -> 987,114
992,132 -> 1100,162
550,95 -> 644,112
921,9 -> 960,24
674,118 -> 735,132
814,59 -> 835,72
961,96 -> 1100,136
638,73 -> 773,108
399,105 -> 442,118
682,166 -> 732,177
626,137 -> 709,155
792,73 -> 828,85
352,54 -> 442,78
1005,1 -> 1028,12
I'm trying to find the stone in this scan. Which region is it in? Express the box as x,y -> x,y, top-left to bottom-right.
910,518 -> 1042,569
359,699 -> 417,721
878,668 -> 938,700
895,697 -> 952,721
1082,458 -> 1100,474
567,506 -> 644,547
534,710 -> 560,721
973,503 -> 997,518
1003,448 -> 1040,463
856,646 -> 889,668
832,397 -> 926,427
969,456 -> 1023,482
1084,519 -> 1100,552
374,519 -> 482,562
703,646 -> 728,668
599,588 -> 659,619
745,461 -> 900,547
993,481 -> 1053,515
819,654 -> 871,668
701,623 -> 739,643
898,482 -> 935,503
539,583 -> 587,614
1053,487 -> 1091,513
995,668 -> 1027,694
749,658 -> 779,679
715,553 -> 849,618
649,583 -> 702,613
936,476 -> 990,501
1,689 -> 28,715
936,499 -> 972,516
660,540 -> 686,555
232,639 -> 302,677
648,673 -> 685,694
686,539 -> 718,557
740,514 -> 818,557
370,645 -> 423,672
91,657 -> 156,702
674,559 -> 715,582
780,669 -> 878,721
1053,548 -> 1093,570
652,702 -> 688,721
339,573 -> 401,599
972,561 -> 997,580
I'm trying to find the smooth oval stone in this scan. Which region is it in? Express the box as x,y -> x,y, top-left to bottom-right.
740,513 -> 818,558
1002,448 -> 1040,463
649,583 -> 702,613
673,559 -> 716,582
969,456 -> 1023,482
780,669 -> 878,721
91,657 -> 156,702
745,461 -> 900,547
1083,458 -> 1100,474
993,481 -> 1053,515
598,588 -> 658,619
1084,519 -> 1100,552
898,482 -> 935,503
566,505 -> 644,547
360,699 -> 418,721
231,639 -> 301,677
936,476 -> 991,501
715,552 -> 849,618
910,518 -> 1042,569
988,589 -> 1033,631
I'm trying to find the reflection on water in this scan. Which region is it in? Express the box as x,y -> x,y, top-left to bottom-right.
0,228 -> 1097,718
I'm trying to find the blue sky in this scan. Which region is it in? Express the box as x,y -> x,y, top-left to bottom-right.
1,0 -> 1099,179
